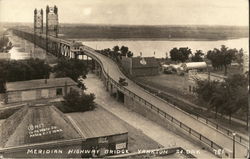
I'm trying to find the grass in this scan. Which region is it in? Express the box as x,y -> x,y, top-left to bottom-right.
135,73 -> 248,135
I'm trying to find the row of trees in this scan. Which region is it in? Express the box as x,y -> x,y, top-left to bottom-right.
97,45 -> 133,62
207,46 -> 242,75
168,45 -> 244,75
0,59 -> 51,92
195,73 -> 248,123
0,58 -> 89,92
0,57 -> 94,113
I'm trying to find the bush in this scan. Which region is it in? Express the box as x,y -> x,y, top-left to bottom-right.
60,90 -> 95,113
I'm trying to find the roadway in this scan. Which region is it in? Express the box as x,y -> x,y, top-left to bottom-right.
83,47 -> 248,158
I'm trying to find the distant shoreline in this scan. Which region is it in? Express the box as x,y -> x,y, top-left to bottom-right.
67,37 -> 249,42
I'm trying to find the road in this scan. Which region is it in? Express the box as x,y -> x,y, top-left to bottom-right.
83,47 -> 248,158
84,73 -> 216,158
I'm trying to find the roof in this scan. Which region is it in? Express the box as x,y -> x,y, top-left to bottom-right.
0,104 -> 82,149
6,77 -> 77,92
181,62 -> 207,70
131,57 -> 159,69
71,41 -> 83,47
67,108 -> 128,139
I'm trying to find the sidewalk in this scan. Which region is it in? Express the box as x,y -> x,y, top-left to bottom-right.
84,73 -> 216,158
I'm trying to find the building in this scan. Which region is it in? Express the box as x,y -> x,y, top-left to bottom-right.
121,57 -> 159,77
181,62 -> 207,72
0,104 -> 128,158
5,77 -> 78,104
0,53 -> 10,60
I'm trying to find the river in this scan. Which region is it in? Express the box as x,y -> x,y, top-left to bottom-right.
7,33 -> 249,72
82,38 -> 249,72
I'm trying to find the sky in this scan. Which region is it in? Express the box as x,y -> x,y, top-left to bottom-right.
0,0 -> 248,26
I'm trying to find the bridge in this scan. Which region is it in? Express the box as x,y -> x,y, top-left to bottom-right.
11,28 -> 249,158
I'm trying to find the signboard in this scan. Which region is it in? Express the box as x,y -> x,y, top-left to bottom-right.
98,137 -> 108,143
140,58 -> 147,65
115,142 -> 126,150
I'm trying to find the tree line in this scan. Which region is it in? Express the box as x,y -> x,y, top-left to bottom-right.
0,58 -> 88,88
195,73 -> 248,123
168,45 -> 245,75
0,57 -> 95,113
96,45 -> 133,62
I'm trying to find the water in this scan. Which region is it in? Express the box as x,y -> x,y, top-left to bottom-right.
7,33 -> 249,71
8,33 -> 58,64
82,38 -> 248,58
82,38 -> 249,71
8,35 -> 47,60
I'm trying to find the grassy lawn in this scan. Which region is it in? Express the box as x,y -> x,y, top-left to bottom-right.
135,73 -> 193,101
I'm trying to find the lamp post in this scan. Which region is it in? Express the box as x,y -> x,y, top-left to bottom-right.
232,132 -> 236,159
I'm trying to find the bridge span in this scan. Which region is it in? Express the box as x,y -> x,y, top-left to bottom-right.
11,28 -> 249,158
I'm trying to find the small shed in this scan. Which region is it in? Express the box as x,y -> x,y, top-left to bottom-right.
5,77 -> 78,104
121,57 -> 159,76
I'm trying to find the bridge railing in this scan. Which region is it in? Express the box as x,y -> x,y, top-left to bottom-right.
133,80 -> 249,147
11,30 -> 246,156
89,45 -> 249,147
83,46 -> 225,157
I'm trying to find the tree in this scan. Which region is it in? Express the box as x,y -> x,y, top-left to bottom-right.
191,50 -> 204,62
53,58 -> 88,82
61,90 -> 95,113
195,73 -> 248,122
207,45 -> 237,75
127,51 -> 133,57
195,79 -> 220,103
120,46 -> 129,56
169,47 -> 192,62
0,59 -> 51,93
113,45 -> 120,53
234,48 -> 244,71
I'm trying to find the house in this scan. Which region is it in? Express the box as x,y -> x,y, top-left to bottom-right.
5,77 -> 78,104
121,56 -> 159,77
0,104 -> 128,158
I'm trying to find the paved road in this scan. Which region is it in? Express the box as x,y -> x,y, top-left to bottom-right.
83,47 -> 248,158
84,74 -> 216,158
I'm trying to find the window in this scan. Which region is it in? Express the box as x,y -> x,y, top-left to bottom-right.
56,88 -> 63,96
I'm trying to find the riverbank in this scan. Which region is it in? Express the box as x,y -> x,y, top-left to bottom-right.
70,37 -> 248,42
60,24 -> 249,40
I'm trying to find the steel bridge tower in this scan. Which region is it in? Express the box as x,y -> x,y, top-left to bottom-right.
34,8 -> 43,47
45,5 -> 59,54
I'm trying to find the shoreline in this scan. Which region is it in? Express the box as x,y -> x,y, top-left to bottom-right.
66,37 -> 249,42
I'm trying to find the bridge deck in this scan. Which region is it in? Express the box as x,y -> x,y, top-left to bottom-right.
11,29 -> 248,158
83,47 -> 248,158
